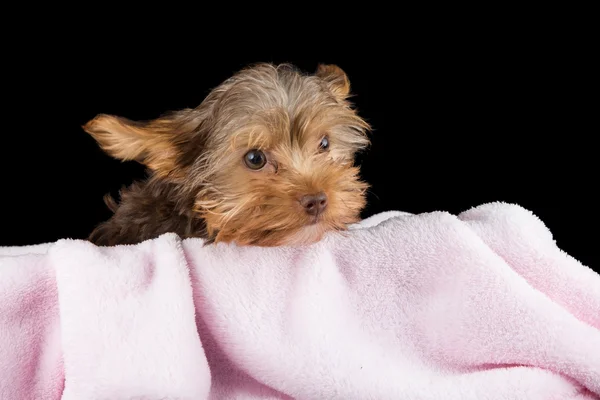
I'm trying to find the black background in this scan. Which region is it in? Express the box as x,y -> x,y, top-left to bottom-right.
2,16 -> 597,272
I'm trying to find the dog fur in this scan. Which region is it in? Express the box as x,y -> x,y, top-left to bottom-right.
84,63 -> 371,246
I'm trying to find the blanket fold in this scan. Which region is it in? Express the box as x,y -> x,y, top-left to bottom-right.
1,202 -> 599,400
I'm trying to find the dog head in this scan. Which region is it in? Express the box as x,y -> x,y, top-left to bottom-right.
84,63 -> 371,246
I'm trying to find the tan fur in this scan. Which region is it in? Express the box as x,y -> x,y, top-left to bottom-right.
85,63 -> 371,247
83,110 -> 203,180
316,64 -> 351,98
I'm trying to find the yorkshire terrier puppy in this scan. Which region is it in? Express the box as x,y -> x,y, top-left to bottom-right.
84,63 -> 371,247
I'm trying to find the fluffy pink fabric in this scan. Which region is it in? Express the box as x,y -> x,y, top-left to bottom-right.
0,202 -> 598,399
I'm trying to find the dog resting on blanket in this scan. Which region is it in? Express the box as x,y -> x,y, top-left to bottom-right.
83,62 -> 371,247
0,203 -> 598,399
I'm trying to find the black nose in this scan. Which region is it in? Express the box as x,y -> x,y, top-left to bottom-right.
300,192 -> 328,216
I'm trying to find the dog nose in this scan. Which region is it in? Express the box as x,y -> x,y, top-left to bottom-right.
300,192 -> 328,216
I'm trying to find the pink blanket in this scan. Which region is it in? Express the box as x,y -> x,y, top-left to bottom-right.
1,202 -> 599,399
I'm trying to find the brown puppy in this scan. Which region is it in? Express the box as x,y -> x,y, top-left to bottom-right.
84,63 -> 371,246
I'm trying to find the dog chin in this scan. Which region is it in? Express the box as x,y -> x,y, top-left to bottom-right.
282,223 -> 328,246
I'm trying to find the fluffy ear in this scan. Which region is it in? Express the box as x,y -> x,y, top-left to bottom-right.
316,64 -> 351,99
83,110 -> 200,179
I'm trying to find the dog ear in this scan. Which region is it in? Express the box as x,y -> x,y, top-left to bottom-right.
316,64 -> 351,99
83,109 -> 200,179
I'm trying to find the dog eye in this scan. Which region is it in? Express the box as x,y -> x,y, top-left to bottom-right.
319,136 -> 329,151
244,149 -> 267,170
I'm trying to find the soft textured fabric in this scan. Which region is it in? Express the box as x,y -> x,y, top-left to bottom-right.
0,202 -> 598,399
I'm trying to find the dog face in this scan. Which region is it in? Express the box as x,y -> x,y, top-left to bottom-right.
84,63 -> 371,246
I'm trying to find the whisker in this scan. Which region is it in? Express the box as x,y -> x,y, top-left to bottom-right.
366,188 -> 380,201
